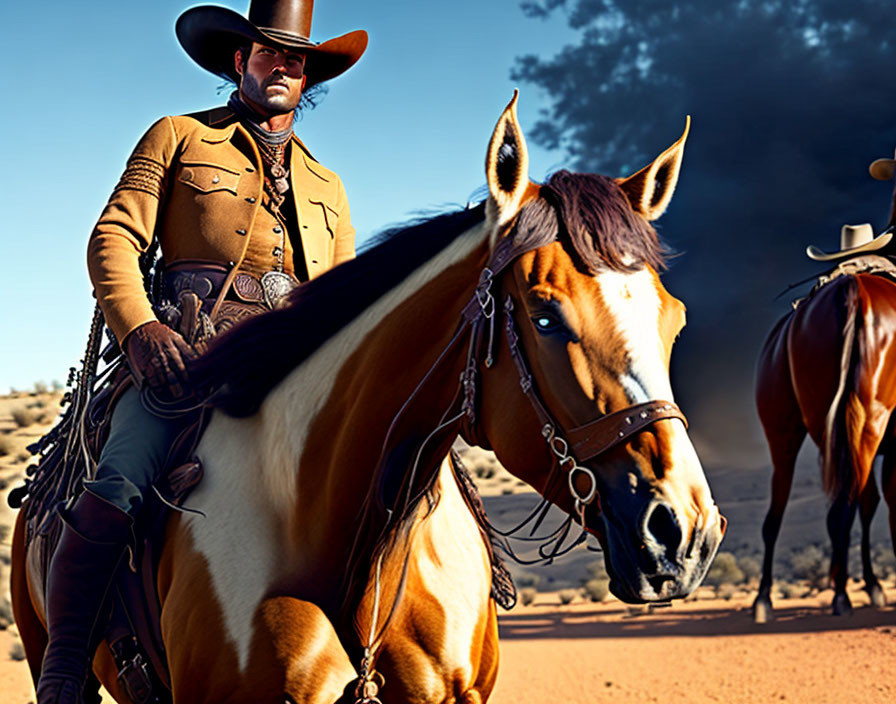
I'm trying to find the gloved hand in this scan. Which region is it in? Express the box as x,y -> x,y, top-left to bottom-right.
125,320 -> 197,398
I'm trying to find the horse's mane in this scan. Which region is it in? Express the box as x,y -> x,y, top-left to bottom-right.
189,203 -> 487,417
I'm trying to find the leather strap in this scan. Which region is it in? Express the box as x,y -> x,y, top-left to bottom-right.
500,294 -> 688,512
566,400 -> 686,463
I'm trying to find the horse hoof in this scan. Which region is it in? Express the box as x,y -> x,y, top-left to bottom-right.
832,592 -> 853,616
752,597 -> 773,624
866,583 -> 887,609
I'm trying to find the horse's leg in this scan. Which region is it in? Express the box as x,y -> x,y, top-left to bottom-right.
10,511 -> 49,687
882,437 -> 896,566
471,600 -> 500,703
753,425 -> 805,623
164,588 -> 357,703
826,489 -> 858,615
858,471 -> 886,607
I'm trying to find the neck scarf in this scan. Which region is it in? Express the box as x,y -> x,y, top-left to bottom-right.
227,92 -> 292,201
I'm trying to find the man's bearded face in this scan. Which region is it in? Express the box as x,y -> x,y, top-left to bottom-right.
239,42 -> 307,116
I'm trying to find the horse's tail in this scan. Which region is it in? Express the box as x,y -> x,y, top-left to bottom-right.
822,276 -> 866,500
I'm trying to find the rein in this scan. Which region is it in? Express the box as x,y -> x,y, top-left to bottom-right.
352,215 -> 686,702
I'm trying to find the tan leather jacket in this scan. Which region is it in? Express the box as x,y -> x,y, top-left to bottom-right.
87,106 -> 355,343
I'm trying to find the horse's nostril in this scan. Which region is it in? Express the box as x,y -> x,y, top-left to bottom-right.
645,502 -> 682,562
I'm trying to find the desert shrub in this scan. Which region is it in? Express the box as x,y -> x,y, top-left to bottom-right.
501,487 -> 514,495
9,641 -> 26,661
474,465 -> 495,480
872,545 -> 896,578
519,587 -> 537,606
51,379 -> 64,392
11,407 -> 37,428
514,571 -> 541,589
558,589 -> 577,605
0,525 -> 8,543
583,578 -> 610,602
717,583 -> 737,600
15,450 -> 31,463
0,435 -> 14,457
704,551 -> 744,587
777,581 -> 799,600
738,555 -> 762,583
36,410 -> 56,424
790,545 -> 828,589
0,597 -> 12,629
586,560 -> 609,581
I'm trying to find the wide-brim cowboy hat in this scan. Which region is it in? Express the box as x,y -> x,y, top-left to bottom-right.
806,223 -> 893,262
176,1 -> 367,88
869,147 -> 896,181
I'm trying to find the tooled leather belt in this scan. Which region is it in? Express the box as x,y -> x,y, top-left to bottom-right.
161,263 -> 299,311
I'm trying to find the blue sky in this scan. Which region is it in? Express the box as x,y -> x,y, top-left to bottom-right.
0,1 -> 576,391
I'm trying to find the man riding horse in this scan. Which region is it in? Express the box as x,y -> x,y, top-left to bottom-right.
37,2 -> 366,701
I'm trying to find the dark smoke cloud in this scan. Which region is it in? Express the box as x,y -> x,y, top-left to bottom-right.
514,0 -> 896,468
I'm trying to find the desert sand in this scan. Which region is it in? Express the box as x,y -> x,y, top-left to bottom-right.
1,393 -> 894,703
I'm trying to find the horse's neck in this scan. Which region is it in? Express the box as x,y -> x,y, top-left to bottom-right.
251,223 -> 491,586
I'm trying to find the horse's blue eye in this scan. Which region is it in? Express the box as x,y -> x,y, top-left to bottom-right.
532,314 -> 561,334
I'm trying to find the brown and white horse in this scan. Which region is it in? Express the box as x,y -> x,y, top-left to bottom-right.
13,95 -> 725,703
753,271 -> 896,622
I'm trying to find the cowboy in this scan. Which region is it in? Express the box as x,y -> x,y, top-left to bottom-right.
37,2 -> 367,701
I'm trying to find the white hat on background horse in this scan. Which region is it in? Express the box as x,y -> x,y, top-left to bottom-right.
806,223 -> 892,262
869,147 -> 896,181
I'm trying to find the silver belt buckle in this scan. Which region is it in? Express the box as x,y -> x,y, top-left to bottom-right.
260,271 -> 298,308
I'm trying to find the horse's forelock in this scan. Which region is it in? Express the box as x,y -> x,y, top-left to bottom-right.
534,171 -> 668,274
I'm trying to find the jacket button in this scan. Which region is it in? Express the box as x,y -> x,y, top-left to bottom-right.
236,228 -> 247,235
246,196 -> 256,203
273,226 -> 282,234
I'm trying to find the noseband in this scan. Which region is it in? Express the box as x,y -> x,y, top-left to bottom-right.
458,218 -> 686,521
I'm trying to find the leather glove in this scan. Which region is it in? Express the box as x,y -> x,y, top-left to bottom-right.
125,320 -> 197,399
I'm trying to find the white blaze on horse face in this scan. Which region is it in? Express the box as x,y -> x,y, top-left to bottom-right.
595,266 -> 715,523
595,267 -> 674,403
185,220 -> 492,673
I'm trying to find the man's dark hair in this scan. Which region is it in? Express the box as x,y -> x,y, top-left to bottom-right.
234,43 -> 327,115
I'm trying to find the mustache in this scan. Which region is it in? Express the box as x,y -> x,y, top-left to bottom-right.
264,73 -> 289,89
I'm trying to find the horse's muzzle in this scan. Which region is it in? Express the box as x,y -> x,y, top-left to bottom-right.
601,500 -> 726,603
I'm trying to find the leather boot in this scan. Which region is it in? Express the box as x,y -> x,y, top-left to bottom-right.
36,491 -> 133,704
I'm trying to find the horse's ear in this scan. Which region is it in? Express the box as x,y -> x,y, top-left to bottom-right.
617,116 -> 690,221
486,90 -> 530,228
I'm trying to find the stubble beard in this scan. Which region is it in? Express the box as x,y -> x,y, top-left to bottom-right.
240,72 -> 300,116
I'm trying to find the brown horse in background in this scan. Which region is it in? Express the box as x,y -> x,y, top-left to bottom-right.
753,271 -> 896,622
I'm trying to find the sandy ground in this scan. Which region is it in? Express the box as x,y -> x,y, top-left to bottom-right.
490,585 -> 896,704
1,396 -> 894,702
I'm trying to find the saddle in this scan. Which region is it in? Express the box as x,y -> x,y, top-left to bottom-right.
793,254 -> 896,309
16,264 -> 297,703
20,366 -> 208,704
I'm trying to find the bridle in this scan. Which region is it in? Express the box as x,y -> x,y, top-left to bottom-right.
456,215 -> 687,524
